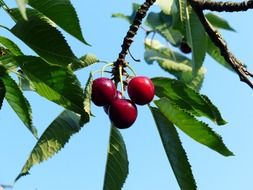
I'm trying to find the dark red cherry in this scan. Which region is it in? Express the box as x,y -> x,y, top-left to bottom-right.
127,76 -> 155,105
179,41 -> 191,54
91,77 -> 116,106
109,99 -> 137,129
103,91 -> 123,114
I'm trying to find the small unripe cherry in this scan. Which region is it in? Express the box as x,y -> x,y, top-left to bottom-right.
91,77 -> 116,106
127,76 -> 155,105
103,91 -> 123,114
179,41 -> 192,54
109,99 -> 137,129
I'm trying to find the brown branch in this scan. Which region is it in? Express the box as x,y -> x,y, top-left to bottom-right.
188,0 -> 253,88
190,0 -> 253,12
114,0 -> 156,67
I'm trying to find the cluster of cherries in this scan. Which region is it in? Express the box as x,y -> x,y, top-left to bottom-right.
91,76 -> 155,129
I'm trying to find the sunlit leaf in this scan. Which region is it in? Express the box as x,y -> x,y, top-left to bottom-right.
156,0 -> 178,15
152,77 -> 227,125
155,98 -> 233,156
80,73 -> 92,125
18,70 -> 35,91
103,126 -> 129,190
71,54 -> 99,71
15,110 -> 88,181
0,55 -> 19,71
15,0 -> 28,20
0,66 -> 37,138
27,0 -> 89,44
15,56 -> 85,116
146,12 -> 182,46
145,39 -> 205,90
0,36 -> 23,56
150,106 -> 197,190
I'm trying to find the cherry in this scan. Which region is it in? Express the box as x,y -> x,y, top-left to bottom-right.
91,77 -> 116,106
103,91 -> 123,114
179,41 -> 191,54
109,99 -> 137,129
127,76 -> 155,105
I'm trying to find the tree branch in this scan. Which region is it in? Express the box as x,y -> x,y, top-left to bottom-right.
114,0 -> 156,67
188,0 -> 253,88
190,0 -> 253,12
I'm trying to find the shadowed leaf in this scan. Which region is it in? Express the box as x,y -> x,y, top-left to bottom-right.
0,66 -> 37,138
15,110 -> 89,181
103,126 -> 129,190
206,13 -> 235,31
150,106 -> 197,190
0,79 -> 5,110
27,0 -> 89,44
11,10 -> 79,67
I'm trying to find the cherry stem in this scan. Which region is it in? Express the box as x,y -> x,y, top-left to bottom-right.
126,64 -> 137,76
119,65 -> 124,96
101,62 -> 114,77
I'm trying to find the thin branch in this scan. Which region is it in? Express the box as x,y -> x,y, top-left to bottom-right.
0,0 -> 17,22
188,0 -> 253,88
114,0 -> 156,67
191,0 -> 253,12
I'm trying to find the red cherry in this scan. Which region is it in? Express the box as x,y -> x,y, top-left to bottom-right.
103,91 -> 123,114
109,99 -> 137,129
91,77 -> 116,106
127,76 -> 155,105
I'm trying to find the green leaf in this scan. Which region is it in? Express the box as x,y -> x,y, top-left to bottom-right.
0,79 -> 5,110
156,0 -> 178,15
0,36 -> 23,56
16,56 -> 85,116
15,110 -> 87,181
15,0 -> 28,20
145,39 -> 205,91
0,67 -> 37,138
0,55 -> 19,71
112,3 -> 140,23
27,0 -> 88,45
83,74 -> 92,115
11,12 -> 79,67
103,126 -> 129,190
111,13 -> 131,22
80,73 -> 92,125
146,12 -> 183,46
155,98 -> 233,156
18,70 -> 35,91
207,38 -> 233,71
187,10 -> 207,74
150,106 -> 197,190
71,54 -> 99,71
152,77 -> 227,125
205,13 -> 235,32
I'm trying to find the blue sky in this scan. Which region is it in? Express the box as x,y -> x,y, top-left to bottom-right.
1,0 -> 253,189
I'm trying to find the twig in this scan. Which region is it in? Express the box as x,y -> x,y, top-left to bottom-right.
0,0 -> 17,22
190,0 -> 253,12
114,0 -> 156,67
188,0 -> 253,88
